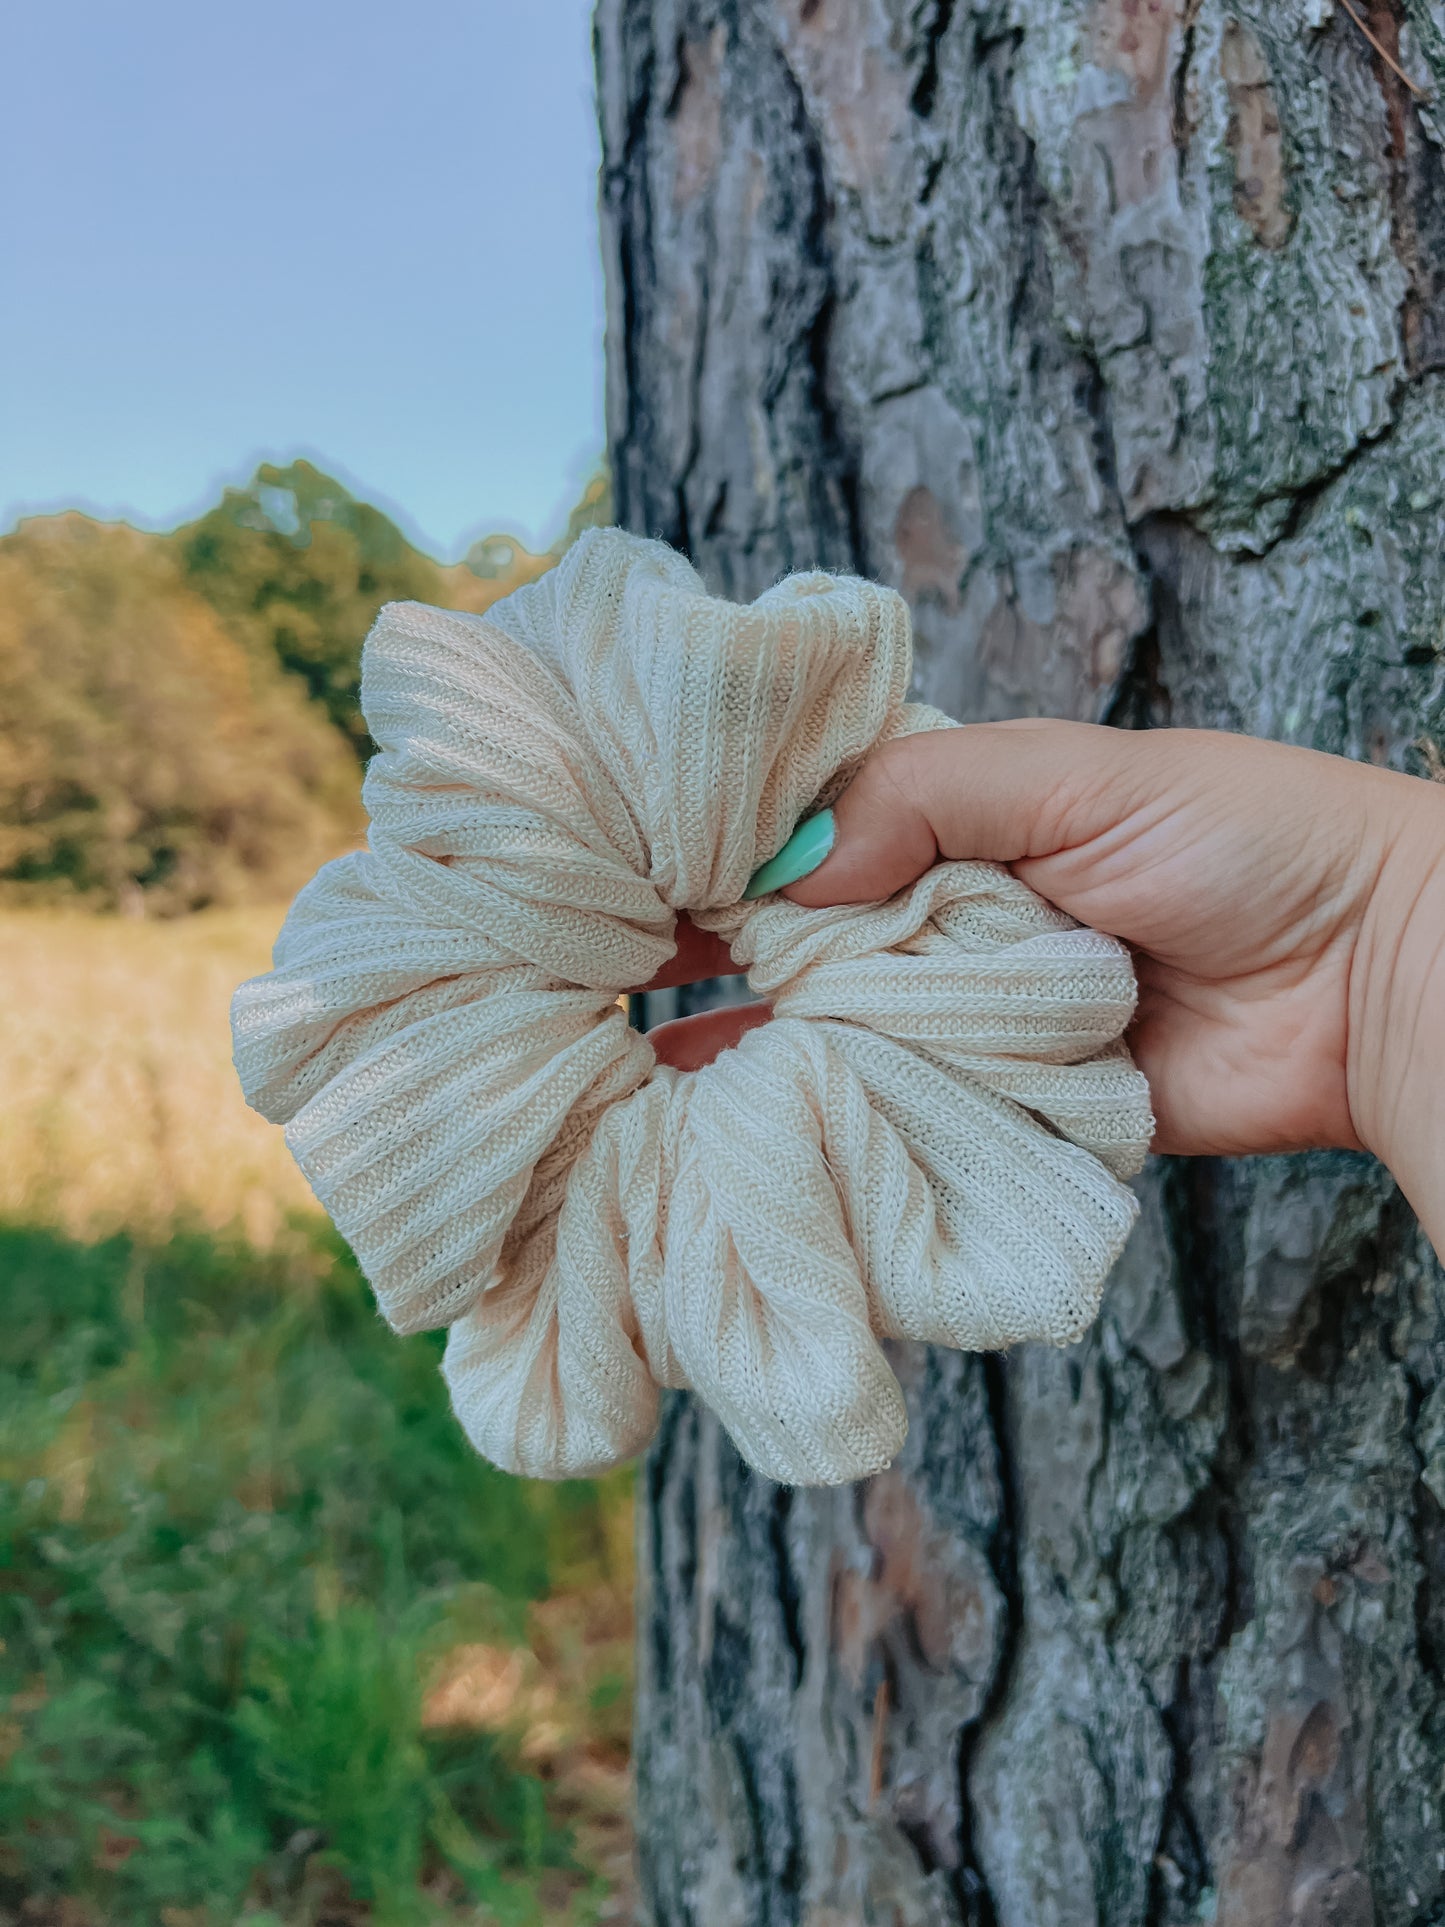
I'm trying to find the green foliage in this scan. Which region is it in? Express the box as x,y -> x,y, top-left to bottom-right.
555,469 -> 614,554
0,1218 -> 627,1924
465,468 -> 613,583
0,457 -> 611,912
236,1600 -> 437,1921
172,460 -> 611,764
173,462 -> 447,759
0,517 -> 362,914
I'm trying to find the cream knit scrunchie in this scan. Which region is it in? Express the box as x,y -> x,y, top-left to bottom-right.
231,529 -> 1153,1487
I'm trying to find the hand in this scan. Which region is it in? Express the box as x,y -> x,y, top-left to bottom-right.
638,916 -> 770,1072
636,721 -> 1445,1252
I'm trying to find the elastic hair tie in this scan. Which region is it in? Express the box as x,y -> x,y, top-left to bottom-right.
232,529 -> 1152,1487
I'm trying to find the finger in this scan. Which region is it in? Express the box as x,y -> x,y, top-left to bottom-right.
647,1001 -> 772,1071
783,718 -> 1168,909
643,914 -> 739,991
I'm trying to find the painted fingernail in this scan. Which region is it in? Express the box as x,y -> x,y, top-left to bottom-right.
743,808 -> 836,900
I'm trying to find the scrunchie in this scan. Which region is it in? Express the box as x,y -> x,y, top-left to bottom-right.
231,529 -> 1152,1487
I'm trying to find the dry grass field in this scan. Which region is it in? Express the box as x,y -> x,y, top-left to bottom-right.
0,905 -> 317,1242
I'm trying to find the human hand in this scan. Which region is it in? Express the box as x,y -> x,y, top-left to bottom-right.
637,915 -> 769,1072
638,722 -> 1445,1250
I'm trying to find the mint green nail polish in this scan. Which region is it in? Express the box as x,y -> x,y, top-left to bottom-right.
744,808 -> 835,900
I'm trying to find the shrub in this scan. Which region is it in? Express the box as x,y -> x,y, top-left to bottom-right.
0,518 -> 361,912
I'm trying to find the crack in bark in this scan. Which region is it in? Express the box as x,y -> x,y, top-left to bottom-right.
1248,392 -> 1406,554
1080,1714 -> 1141,1911
802,292 -> 866,571
947,1354 -> 1024,1927
783,32 -> 865,573
646,1393 -> 687,1706
602,9 -> 657,540
1404,1367 -> 1445,1682
1133,1162 -> 1249,1924
1171,0 -> 1205,155
910,0 -> 957,119
1391,1195 -> 1445,1693
1072,346 -> 1173,733
638,1395 -> 698,1927
767,1486 -> 806,1690
1102,615 -> 1172,731
674,244 -> 712,557
1184,1164 -> 1254,1651
1080,349 -> 1122,501
1003,130 -> 1050,354
1144,1655 -> 1215,1924
729,1728 -> 806,1927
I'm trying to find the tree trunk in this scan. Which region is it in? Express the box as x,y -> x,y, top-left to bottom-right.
595,2 -> 1445,1920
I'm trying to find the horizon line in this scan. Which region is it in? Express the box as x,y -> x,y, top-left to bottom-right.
0,440 -> 609,567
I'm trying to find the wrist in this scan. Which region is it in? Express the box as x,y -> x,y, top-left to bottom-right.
1349,779 -> 1445,1253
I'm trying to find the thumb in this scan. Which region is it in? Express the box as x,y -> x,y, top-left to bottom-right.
782,718 -> 1150,908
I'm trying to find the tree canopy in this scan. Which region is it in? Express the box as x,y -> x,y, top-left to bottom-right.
0,460 -> 610,912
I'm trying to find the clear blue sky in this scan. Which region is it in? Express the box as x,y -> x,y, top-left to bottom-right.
1,0 -> 604,559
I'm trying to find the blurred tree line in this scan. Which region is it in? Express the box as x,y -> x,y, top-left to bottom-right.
0,460 -> 612,914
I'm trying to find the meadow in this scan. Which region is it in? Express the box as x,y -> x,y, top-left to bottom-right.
0,908 -> 636,1926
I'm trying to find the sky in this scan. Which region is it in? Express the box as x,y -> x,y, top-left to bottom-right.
1,0 -> 605,559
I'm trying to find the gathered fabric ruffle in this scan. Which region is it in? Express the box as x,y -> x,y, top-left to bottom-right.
232,529 -> 1152,1486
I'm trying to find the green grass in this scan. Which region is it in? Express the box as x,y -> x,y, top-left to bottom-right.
0,1217 -> 631,1925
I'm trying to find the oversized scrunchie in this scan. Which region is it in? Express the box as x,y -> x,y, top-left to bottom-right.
231,529 -> 1152,1486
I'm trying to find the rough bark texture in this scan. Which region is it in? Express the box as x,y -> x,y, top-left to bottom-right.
595,3 -> 1445,1921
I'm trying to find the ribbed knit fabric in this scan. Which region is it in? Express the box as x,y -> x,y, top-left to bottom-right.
231,529 -> 1153,1486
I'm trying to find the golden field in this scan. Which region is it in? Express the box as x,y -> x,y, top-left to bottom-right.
0,904 -> 316,1241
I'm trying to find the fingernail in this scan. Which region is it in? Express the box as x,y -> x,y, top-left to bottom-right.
743,808 -> 836,900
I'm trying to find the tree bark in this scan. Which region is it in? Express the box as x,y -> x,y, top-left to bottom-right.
595,3 -> 1445,1921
